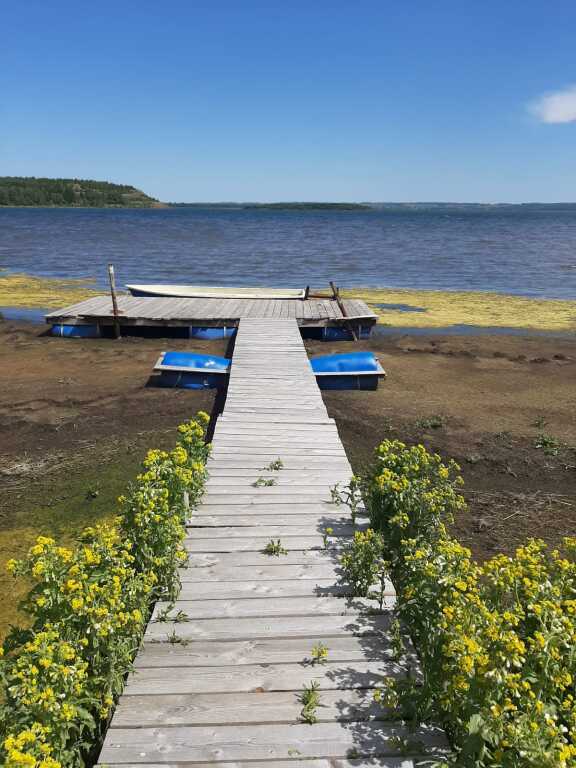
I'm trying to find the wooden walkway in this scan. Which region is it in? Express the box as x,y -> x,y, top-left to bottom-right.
97,319 -> 447,767
45,295 -> 376,329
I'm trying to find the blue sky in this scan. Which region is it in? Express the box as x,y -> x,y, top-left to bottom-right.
1,1 -> 576,202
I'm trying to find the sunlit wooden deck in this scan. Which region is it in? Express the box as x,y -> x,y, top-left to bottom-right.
45,295 -> 377,329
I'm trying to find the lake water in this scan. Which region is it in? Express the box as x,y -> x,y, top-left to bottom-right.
1,206 -> 576,299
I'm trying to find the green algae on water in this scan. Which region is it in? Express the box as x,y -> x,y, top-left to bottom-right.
0,271 -> 103,309
342,287 -> 576,333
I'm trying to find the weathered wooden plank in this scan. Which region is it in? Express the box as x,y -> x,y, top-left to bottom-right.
188,526 -> 357,539
179,563 -> 344,583
213,440 -> 344,449
205,469 -> 351,479
188,515 -> 365,527
198,493 -> 339,504
219,407 -> 327,414
218,415 -> 335,424
98,722 -> 447,763
201,493 -> 347,504
196,495 -> 352,506
206,459 -> 350,469
175,578 -> 389,601
219,416 -> 332,426
151,595 -> 386,621
211,447 -> 347,456
144,613 -> 393,643
108,688 -> 385,727
193,505 -> 356,517
184,536 -> 340,552
136,635 -> 393,668
203,475 -> 353,486
97,759 -> 418,768
223,408 -> 329,414
224,402 -> 327,408
186,549 -> 343,568
215,421 -> 338,429
123,659 -> 405,696
199,495 -> 339,507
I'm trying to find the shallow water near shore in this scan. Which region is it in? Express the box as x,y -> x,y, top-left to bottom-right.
2,205 -> 576,299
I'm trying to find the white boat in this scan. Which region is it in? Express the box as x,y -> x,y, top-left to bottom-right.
126,284 -> 306,299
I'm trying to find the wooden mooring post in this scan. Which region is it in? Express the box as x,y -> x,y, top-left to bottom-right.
107,264 -> 121,339
330,280 -> 358,341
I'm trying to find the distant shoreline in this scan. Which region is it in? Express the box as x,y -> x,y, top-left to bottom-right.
4,201 -> 576,211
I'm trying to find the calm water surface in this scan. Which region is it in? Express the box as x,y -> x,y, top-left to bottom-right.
1,207 -> 576,299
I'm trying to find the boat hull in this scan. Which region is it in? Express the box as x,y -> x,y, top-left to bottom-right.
127,284 -> 305,299
311,351 -> 386,390
153,351 -> 230,389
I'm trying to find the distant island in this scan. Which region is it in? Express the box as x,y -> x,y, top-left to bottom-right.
169,202 -> 371,210
0,177 -> 161,208
168,201 -> 576,211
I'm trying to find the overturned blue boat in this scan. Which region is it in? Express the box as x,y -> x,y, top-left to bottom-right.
154,351 -> 230,389
310,351 -> 386,390
51,323 -> 101,338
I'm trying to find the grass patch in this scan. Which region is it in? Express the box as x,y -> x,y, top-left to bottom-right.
533,432 -> 562,456
414,414 -> 445,430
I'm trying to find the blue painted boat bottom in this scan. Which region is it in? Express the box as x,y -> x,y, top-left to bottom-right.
189,326 -> 236,339
154,351 -> 230,389
311,351 -> 386,390
50,323 -> 101,338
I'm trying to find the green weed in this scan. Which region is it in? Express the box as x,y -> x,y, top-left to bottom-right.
414,414 -> 445,430
299,680 -> 321,724
263,539 -> 287,556
534,432 -> 561,456
252,477 -> 277,487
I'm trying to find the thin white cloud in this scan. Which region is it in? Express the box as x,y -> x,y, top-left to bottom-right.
530,84 -> 576,124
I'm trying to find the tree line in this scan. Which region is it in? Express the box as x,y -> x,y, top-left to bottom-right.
0,177 -> 158,207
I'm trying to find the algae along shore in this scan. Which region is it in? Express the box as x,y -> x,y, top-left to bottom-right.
343,287 -> 576,332
1,271 -> 576,332
0,271 -> 102,309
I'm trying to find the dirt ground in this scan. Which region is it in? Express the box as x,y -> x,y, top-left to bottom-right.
305,333 -> 576,561
0,320 -> 575,636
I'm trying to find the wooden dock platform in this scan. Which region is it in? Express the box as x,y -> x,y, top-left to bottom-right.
45,295 -> 377,331
97,319 -> 447,767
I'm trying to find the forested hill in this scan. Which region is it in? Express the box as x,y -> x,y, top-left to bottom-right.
0,177 -> 161,207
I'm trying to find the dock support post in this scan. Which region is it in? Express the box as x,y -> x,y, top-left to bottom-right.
107,264 -> 121,339
330,281 -> 358,341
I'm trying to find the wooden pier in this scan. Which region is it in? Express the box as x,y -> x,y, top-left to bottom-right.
97,318 -> 447,767
45,295 -> 377,332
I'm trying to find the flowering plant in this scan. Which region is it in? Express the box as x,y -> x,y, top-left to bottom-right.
0,412 -> 210,767
361,439 -> 576,767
